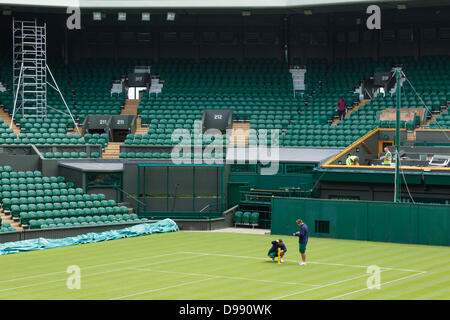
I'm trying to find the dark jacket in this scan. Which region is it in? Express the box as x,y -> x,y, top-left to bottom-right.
268,241 -> 287,255
294,224 -> 309,244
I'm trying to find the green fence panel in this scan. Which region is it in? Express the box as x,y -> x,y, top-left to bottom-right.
367,202 -> 391,242
335,201 -> 368,241
271,198 -> 305,236
418,204 -> 449,246
389,203 -> 414,244
271,198 -> 450,246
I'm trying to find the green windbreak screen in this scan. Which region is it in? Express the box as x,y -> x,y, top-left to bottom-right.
271,198 -> 450,246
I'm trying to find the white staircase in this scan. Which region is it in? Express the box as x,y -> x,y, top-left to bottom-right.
289,67 -> 306,91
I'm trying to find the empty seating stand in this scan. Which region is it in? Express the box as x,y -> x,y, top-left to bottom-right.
0,165 -> 145,231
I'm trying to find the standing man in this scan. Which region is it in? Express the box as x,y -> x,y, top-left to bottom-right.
267,239 -> 287,263
293,219 -> 308,266
336,97 -> 347,120
380,147 -> 392,165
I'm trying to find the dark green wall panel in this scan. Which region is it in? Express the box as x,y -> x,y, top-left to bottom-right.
368,202 -> 390,242
418,205 -> 449,246
271,198 -> 450,246
389,204 -> 412,244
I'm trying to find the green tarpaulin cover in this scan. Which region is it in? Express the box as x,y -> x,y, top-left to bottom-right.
0,219 -> 179,256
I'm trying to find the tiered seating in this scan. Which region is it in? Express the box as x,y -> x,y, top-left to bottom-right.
280,58 -> 370,146
428,109 -> 450,129
132,58 -> 295,146
350,56 -> 450,131
119,151 -> 225,160
0,165 -> 143,230
12,117 -> 83,145
83,133 -> 109,148
0,221 -> 16,233
131,57 -> 380,148
2,55 -> 449,151
43,151 -> 100,159
69,60 -> 125,123
0,118 -> 16,142
0,59 -> 120,150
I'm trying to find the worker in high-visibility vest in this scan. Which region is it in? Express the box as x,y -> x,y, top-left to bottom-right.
346,155 -> 359,166
380,147 -> 392,165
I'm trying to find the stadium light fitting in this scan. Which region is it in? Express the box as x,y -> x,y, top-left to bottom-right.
397,4 -> 407,10
142,12 -> 150,21
93,12 -> 101,21
118,12 -> 126,21
167,12 -> 175,21
304,10 -> 313,15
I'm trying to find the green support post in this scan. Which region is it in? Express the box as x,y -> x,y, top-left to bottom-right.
395,69 -> 402,203
137,166 -> 140,214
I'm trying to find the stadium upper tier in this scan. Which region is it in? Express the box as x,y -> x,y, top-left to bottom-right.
0,0 -> 440,9
0,56 -> 449,150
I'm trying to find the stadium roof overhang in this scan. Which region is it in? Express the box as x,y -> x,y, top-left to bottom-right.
2,0 -> 450,14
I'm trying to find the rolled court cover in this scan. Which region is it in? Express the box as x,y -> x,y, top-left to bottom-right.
0,219 -> 179,256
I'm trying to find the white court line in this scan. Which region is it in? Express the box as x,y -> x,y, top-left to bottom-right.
109,277 -> 218,300
178,252 -> 430,300
326,271 -> 428,300
270,273 -> 372,300
131,267 -> 320,287
0,252 -> 181,284
180,251 -> 426,273
0,253 -> 197,294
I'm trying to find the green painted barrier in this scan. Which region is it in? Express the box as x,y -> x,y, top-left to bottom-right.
271,198 -> 450,246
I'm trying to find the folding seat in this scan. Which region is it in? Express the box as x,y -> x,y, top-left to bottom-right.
233,211 -> 243,224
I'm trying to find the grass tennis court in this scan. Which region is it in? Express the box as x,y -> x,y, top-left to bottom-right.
0,231 -> 449,300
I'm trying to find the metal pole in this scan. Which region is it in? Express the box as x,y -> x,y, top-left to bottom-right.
137,165 -> 140,214
193,167 -> 196,211
221,165 -> 225,212
10,63 -> 24,128
394,69 -> 401,203
166,166 -> 169,211
46,64 -> 81,135
143,166 -> 146,212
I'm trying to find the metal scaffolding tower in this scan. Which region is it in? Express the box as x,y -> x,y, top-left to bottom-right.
11,19 -> 79,133
12,19 -> 47,119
